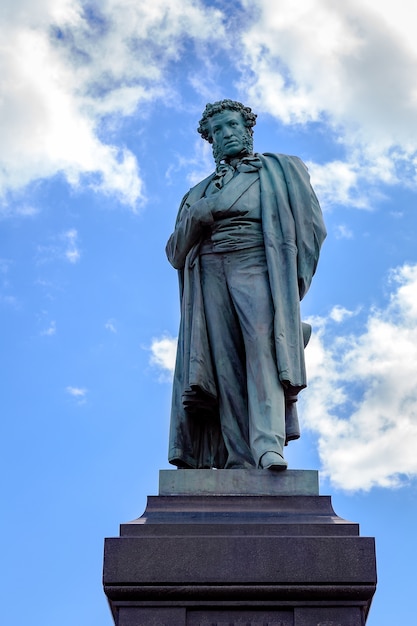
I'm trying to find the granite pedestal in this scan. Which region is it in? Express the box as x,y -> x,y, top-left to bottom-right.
103,470 -> 376,625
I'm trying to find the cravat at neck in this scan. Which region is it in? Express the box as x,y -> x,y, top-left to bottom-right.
212,154 -> 262,190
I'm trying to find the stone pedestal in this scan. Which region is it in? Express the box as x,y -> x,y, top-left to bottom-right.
103,470 -> 376,625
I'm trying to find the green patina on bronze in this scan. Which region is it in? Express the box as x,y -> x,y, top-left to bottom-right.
166,99 -> 326,471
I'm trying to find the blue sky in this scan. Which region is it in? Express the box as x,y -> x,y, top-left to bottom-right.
1,1 -> 417,624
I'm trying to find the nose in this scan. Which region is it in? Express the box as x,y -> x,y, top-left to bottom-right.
222,126 -> 233,138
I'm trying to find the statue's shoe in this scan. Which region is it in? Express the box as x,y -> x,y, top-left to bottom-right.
259,451 -> 288,471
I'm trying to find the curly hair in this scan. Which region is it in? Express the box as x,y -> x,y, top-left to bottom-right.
197,99 -> 257,143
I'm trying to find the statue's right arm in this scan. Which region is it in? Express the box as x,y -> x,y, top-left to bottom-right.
166,196 -> 215,269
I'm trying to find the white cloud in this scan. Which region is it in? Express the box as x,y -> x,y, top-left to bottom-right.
5,0 -> 415,212
66,385 -> 88,403
36,228 -> 81,264
62,229 -> 80,264
307,161 -> 362,209
66,386 -> 87,396
0,203 -> 40,220
334,224 -> 354,240
0,0 -> 225,209
105,319 -> 117,334
306,159 -> 385,210
0,294 -> 20,308
149,335 -> 177,378
41,320 -> 56,336
0,259 -> 12,285
302,263 -> 417,491
239,0 -> 417,202
328,305 -> 357,323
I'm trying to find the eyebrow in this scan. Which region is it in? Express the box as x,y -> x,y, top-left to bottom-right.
212,118 -> 237,129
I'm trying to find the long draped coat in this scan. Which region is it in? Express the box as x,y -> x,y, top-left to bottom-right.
166,153 -> 326,468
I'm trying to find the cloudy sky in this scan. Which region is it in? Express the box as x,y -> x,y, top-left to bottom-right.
1,1 -> 417,624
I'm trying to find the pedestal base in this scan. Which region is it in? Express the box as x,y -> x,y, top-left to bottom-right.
103,470 -> 376,625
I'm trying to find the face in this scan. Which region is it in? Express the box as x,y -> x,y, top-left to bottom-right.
208,110 -> 249,160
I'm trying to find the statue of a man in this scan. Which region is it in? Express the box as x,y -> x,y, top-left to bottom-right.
166,99 -> 326,471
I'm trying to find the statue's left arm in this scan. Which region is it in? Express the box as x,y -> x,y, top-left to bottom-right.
296,162 -> 326,300
262,153 -> 326,300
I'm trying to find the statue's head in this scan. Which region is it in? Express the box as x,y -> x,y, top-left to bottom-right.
198,99 -> 257,165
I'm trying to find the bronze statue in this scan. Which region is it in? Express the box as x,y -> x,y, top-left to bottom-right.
166,99 -> 326,470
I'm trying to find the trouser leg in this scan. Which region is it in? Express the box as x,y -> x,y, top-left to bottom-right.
226,248 -> 286,466
200,253 -> 256,468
